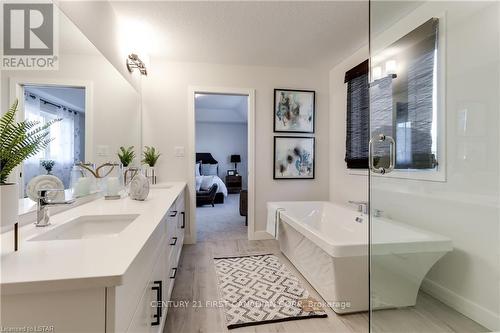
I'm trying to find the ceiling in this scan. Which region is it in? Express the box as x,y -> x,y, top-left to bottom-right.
110,1 -> 368,69
195,94 -> 247,124
25,86 -> 86,112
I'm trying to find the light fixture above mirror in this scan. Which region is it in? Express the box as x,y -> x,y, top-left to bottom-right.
126,53 -> 147,75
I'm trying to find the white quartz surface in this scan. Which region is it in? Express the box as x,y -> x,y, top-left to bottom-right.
1,182 -> 186,295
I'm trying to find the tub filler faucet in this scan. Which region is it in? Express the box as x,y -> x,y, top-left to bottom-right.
36,189 -> 75,227
348,200 -> 368,214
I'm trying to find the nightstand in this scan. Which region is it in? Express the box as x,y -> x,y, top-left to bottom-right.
225,175 -> 242,194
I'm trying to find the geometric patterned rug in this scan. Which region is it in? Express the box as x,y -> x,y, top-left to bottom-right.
214,254 -> 327,329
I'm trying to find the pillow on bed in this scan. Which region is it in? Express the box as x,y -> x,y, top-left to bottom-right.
201,163 -> 218,176
200,176 -> 214,191
195,163 -> 201,176
195,176 -> 202,191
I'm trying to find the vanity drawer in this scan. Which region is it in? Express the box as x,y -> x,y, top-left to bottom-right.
166,231 -> 182,271
165,248 -> 180,302
166,208 -> 179,235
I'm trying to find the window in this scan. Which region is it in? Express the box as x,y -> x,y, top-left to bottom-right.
23,87 -> 85,195
344,60 -> 369,169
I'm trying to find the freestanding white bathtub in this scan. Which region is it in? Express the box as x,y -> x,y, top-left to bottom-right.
269,201 -> 452,314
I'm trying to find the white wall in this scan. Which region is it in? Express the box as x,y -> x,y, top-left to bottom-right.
57,0 -> 141,91
142,60 -> 330,237
329,2 -> 500,330
196,122 -> 248,188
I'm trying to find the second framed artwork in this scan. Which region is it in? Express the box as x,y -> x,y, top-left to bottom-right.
274,89 -> 315,133
274,136 -> 315,179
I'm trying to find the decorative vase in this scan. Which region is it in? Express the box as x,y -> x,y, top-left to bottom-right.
129,173 -> 149,201
123,166 -> 139,187
0,183 -> 19,229
145,166 -> 157,184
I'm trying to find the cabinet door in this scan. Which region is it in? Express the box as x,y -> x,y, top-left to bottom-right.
1,288 -> 105,333
112,218 -> 167,332
127,283 -> 153,333
150,253 -> 166,333
128,248 -> 166,333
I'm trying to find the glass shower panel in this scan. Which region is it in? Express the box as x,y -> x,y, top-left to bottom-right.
369,1 -> 500,332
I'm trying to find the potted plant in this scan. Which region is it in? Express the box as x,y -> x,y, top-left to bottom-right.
118,146 -> 135,167
142,146 -> 161,184
0,99 -> 59,229
117,146 -> 136,185
40,160 -> 55,174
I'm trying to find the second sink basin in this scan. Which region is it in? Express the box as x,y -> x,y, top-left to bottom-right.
30,214 -> 139,241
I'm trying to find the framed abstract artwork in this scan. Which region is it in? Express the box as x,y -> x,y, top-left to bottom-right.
274,89 -> 315,133
274,136 -> 315,179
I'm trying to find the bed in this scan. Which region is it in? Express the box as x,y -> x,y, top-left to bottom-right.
196,153 -> 227,204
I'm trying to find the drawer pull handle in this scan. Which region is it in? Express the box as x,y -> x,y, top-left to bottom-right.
151,280 -> 162,326
180,212 -> 185,229
170,267 -> 177,279
170,237 -> 178,246
169,210 -> 178,217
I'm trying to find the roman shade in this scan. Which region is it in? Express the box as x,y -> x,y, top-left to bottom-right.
393,20 -> 438,169
377,18 -> 438,170
345,60 -> 369,169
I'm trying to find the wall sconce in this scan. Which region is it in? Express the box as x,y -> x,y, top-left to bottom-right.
126,53 -> 147,75
372,60 -> 397,83
385,59 -> 397,78
372,66 -> 382,81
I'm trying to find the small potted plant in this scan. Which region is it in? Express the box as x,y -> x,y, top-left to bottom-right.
40,160 -> 55,174
118,146 -> 135,167
142,146 -> 161,184
117,146 -> 136,185
0,99 -> 59,229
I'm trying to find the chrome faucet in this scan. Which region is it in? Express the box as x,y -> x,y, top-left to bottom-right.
36,189 -> 75,227
348,200 -> 369,214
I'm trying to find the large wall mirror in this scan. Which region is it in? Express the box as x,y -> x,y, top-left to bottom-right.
370,17 -> 445,181
0,6 -> 141,205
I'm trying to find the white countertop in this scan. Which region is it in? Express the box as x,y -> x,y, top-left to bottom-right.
1,182 -> 186,295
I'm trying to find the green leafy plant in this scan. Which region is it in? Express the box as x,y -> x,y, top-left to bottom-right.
142,146 -> 161,167
118,146 -> 135,167
0,99 -> 60,184
41,160 -> 55,174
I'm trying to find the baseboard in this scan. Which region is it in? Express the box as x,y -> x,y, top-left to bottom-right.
251,230 -> 274,240
184,231 -> 273,243
421,278 -> 500,331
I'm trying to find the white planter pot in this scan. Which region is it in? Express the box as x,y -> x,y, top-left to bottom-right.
0,183 -> 19,228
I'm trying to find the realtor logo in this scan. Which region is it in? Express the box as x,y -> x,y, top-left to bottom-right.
1,2 -> 58,69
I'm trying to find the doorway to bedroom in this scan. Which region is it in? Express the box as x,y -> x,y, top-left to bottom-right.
194,93 -> 249,242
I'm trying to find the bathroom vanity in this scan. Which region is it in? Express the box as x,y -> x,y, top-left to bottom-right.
1,182 -> 186,332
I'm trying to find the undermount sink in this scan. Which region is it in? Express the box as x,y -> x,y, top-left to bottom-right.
29,214 -> 139,241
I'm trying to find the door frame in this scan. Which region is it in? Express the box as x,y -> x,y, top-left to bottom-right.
186,86 -> 256,243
